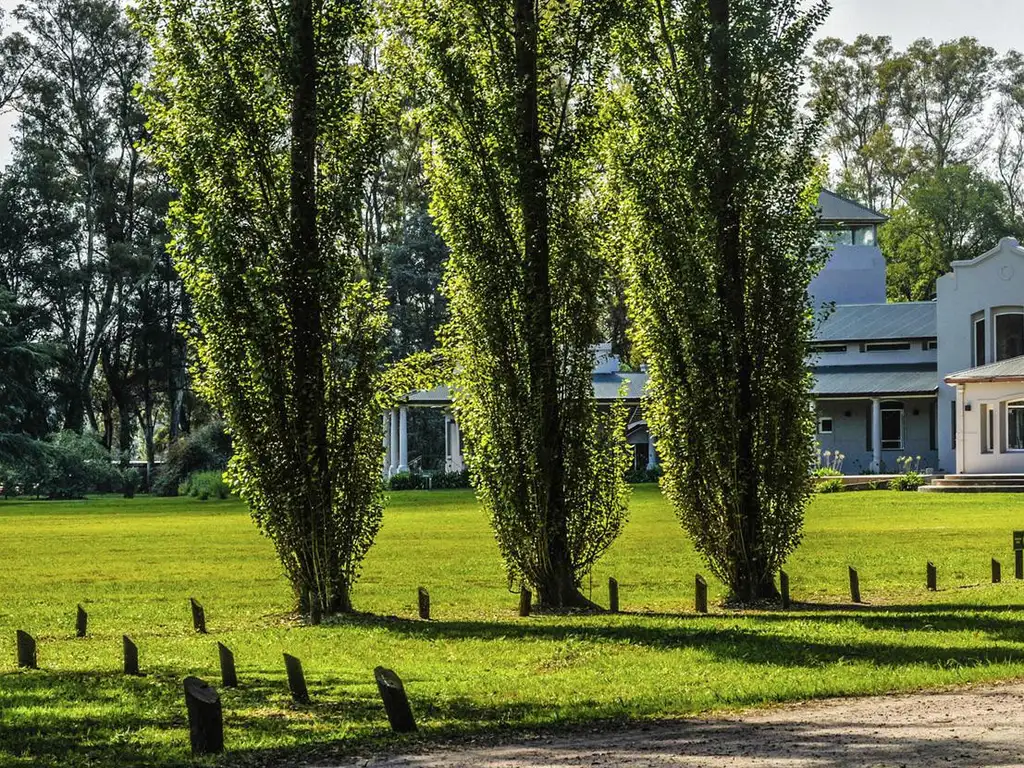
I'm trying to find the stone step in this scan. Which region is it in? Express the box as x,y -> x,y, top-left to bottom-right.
932,478 -> 1024,487
919,484 -> 1024,493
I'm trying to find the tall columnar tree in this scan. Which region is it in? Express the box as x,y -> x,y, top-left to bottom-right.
139,0 -> 388,619
611,0 -> 827,601
397,0 -> 630,609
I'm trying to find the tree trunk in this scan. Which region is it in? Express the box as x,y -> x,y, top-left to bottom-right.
513,0 -> 580,611
287,0 -> 338,616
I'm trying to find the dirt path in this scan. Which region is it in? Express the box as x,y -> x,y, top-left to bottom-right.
334,682 -> 1024,767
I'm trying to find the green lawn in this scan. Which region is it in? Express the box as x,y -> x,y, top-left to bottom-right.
4,487 -> 1024,766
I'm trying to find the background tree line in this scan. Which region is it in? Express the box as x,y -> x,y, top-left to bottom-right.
810,34 -> 1024,300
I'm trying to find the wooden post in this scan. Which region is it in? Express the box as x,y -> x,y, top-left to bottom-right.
780,570 -> 790,609
190,598 -> 207,634
993,558 -> 1002,583
283,653 -> 309,703
16,630 -> 36,669
374,666 -> 417,733
417,587 -> 430,621
1016,549 -> 1023,580
608,577 -> 619,614
848,566 -> 861,603
518,588 -> 532,617
926,561 -> 937,591
218,642 -> 237,688
76,605 -> 87,638
184,676 -> 223,755
695,575 -> 708,614
123,635 -> 139,676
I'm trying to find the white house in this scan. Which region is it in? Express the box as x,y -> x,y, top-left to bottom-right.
385,192 -> 1024,487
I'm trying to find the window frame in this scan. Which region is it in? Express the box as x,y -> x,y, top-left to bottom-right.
974,316 -> 987,367
863,341 -> 912,353
1007,400 -> 1024,452
880,402 -> 904,451
818,417 -> 834,435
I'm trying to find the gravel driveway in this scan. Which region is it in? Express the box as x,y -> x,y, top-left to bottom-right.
331,681 -> 1024,767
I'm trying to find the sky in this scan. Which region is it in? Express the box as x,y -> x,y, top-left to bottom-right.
1,0 -> 1023,165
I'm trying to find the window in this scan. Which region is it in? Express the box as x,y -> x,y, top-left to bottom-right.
863,342 -> 911,352
819,228 -> 854,247
996,312 -> 1024,362
981,404 -> 994,453
925,340 -> 938,351
1008,401 -> 1024,451
818,417 -> 834,434
929,401 -> 937,451
810,344 -> 847,354
881,402 -> 903,450
951,400 -> 957,449
853,226 -> 877,246
974,317 -> 987,367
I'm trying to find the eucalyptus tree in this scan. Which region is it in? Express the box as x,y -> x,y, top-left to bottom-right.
139,0 -> 389,619
397,0 -> 630,609
610,0 -> 827,601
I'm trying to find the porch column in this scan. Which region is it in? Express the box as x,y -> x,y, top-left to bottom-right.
871,398 -> 882,473
646,429 -> 657,470
389,407 -> 400,477
397,406 -> 409,474
382,411 -> 392,480
443,413 -> 452,471
451,419 -> 464,472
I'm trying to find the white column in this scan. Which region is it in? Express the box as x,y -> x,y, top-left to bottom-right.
646,428 -> 657,470
871,398 -> 882,473
382,411 -> 392,480
443,413 -> 452,472
389,407 -> 400,476
397,406 -> 409,473
451,419 -> 464,472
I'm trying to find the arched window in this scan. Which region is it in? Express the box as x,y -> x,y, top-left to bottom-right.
996,311 -> 1024,362
1008,401 -> 1024,451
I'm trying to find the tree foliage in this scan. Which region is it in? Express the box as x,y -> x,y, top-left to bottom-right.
610,0 -> 826,601
395,0 -> 631,608
138,0 -> 388,619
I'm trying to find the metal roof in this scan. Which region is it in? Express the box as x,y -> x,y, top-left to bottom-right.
945,355 -> 1024,383
815,302 -> 936,342
817,190 -> 888,225
812,363 -> 938,397
404,372 -> 649,406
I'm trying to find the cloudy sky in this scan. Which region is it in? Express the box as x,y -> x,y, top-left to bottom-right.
1,0 -> 1023,165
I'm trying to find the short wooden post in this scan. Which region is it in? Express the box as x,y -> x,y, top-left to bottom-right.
417,587 -> 430,621
374,666 -> 417,733
608,577 -> 619,614
518,588 -> 532,617
780,570 -> 790,609
190,598 -> 207,634
76,605 -> 87,638
848,566 -> 861,604
184,676 -> 223,755
218,642 -> 237,688
123,635 -> 139,676
926,561 -> 937,591
695,575 -> 708,614
283,653 -> 309,703
1016,549 -> 1023,580
993,558 -> 1002,583
16,630 -> 36,669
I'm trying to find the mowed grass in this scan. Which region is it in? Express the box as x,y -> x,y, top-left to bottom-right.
4,488 -> 1024,766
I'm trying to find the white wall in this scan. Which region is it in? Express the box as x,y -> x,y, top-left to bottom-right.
937,238 -> 1024,472
954,380 -> 1024,474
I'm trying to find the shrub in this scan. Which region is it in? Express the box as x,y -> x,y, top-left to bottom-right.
9,431 -> 123,500
121,468 -> 142,499
431,469 -> 471,489
153,422 -> 231,496
812,466 -> 842,478
815,477 -> 845,494
179,470 -> 230,500
387,472 -> 426,491
625,464 -> 663,484
889,471 -> 924,492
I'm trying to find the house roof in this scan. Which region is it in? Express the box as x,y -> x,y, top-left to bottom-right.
815,302 -> 936,343
812,363 -> 938,398
404,372 -> 649,407
817,190 -> 887,226
945,355 -> 1024,384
